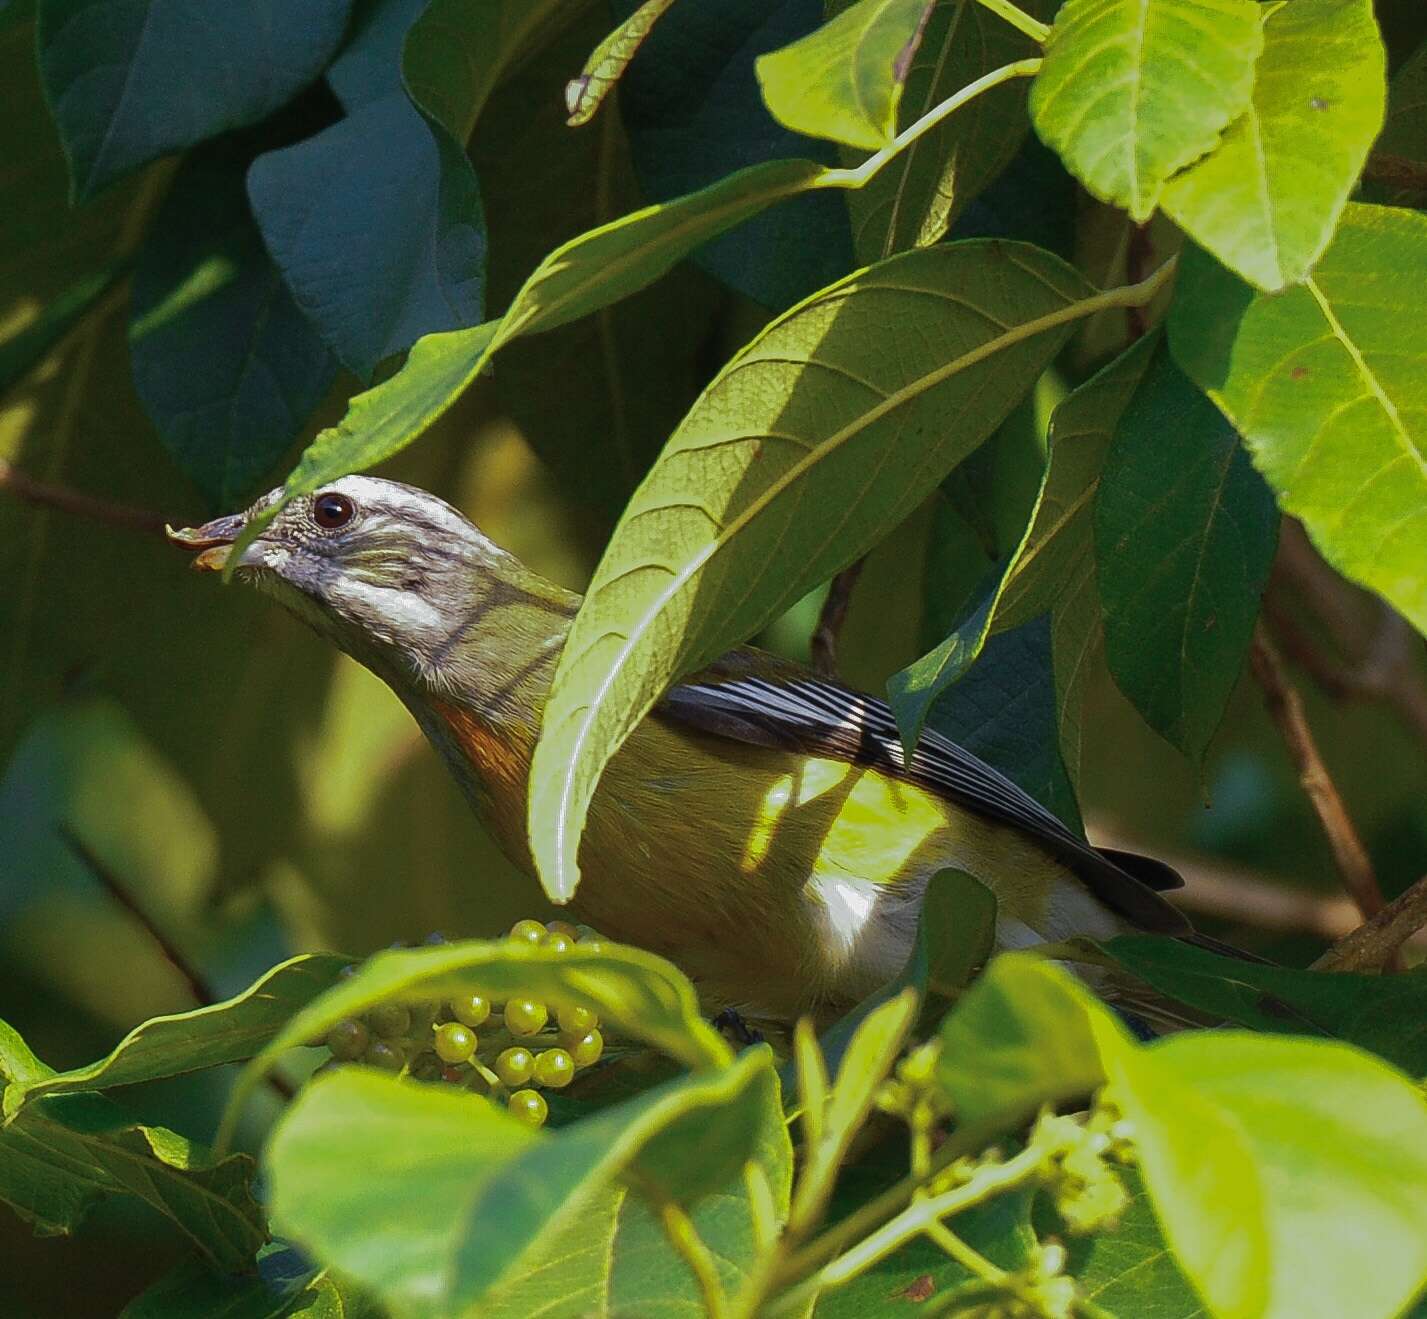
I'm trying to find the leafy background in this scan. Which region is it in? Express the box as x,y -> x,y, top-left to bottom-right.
4,0 -> 1427,1312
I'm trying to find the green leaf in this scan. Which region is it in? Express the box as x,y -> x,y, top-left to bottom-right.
5,954 -> 349,1117
888,334 -> 1158,760
848,0 -> 1053,261
36,0 -> 353,200
565,0 -> 681,128
529,240 -> 1133,900
756,0 -> 932,150
1098,935 -> 1427,1074
129,132 -> 337,508
267,1049 -> 784,1314
247,43 -> 486,381
610,0 -> 854,309
222,938 -> 730,1148
403,0 -> 573,144
1162,0 -> 1386,291
1052,1166 -> 1206,1317
1029,0 -> 1262,220
936,953 -> 1121,1124
1094,340 -> 1278,763
1117,1032 -> 1427,1319
0,1074 -> 263,1271
1168,204 -> 1427,638
1379,39 -> 1427,164
119,1244 -> 381,1319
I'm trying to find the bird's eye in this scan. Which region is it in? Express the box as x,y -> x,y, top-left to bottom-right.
313,492 -> 355,529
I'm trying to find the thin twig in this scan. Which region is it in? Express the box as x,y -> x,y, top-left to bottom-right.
59,825 -> 297,1102
0,457 -> 166,534
1248,624 -> 1385,920
1124,222 -> 1153,341
811,560 -> 865,677
1314,872 -> 1427,972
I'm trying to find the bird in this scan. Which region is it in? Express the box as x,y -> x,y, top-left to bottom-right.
170,474 -> 1203,1025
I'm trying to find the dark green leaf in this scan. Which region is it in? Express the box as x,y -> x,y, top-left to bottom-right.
130,135 -> 337,508
611,0 -> 854,308
0,1029 -> 263,1271
1162,0 -> 1386,290
755,0 -> 931,150
1029,0 -> 1262,220
1168,204 -> 1427,638
36,0 -> 353,200
1099,935 -> 1427,1074
5,954 -> 349,1116
266,1049 -> 785,1314
247,93 -> 486,379
1094,340 -> 1278,764
530,240 -> 1124,900
1380,39 -> 1427,165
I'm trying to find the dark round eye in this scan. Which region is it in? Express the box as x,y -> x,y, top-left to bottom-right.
313,492 -> 355,529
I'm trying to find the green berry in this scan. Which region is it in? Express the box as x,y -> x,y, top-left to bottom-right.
509,918 -> 547,945
545,920 -> 579,940
364,1040 -> 404,1071
505,998 -> 548,1036
433,1022 -> 477,1064
508,1089 -> 548,1127
565,1028 -> 604,1069
325,1017 -> 370,1061
450,994 -> 491,1028
556,1004 -> 598,1035
495,1046 -> 535,1086
533,1048 -> 575,1089
368,1002 -> 411,1038
544,932 -> 575,955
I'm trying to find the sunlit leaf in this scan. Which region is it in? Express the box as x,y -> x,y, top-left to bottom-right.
529,241 -> 1146,900
1094,340 -> 1278,763
36,0 -> 353,199
222,939 -> 730,1148
565,0 -> 680,127
1162,0 -> 1386,291
1029,0 -> 1262,220
1169,204 -> 1427,638
267,1049 -> 783,1314
755,0 -> 932,150
5,954 -> 349,1116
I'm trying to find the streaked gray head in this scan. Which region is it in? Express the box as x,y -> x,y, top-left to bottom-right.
172,476 -> 522,682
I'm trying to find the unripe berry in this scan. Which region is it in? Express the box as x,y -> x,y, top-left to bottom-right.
325,1018 -> 370,1061
533,1048 -> 575,1088
368,1003 -> 411,1039
495,1046 -> 535,1087
565,1029 -> 604,1069
433,1022 -> 477,1064
364,1040 -> 404,1071
508,1089 -> 548,1127
556,1004 -> 598,1035
505,998 -> 548,1036
545,920 -> 579,940
450,994 -> 491,1028
509,918 -> 547,945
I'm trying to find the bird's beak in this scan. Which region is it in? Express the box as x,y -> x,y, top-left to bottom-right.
166,512 -> 245,572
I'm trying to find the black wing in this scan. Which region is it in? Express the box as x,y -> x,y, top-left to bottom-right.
658,662 -> 1190,935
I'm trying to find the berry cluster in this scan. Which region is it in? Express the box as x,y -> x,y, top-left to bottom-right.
317,919 -> 605,1127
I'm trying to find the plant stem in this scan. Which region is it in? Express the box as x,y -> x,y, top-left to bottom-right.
660,1199 -> 728,1318
811,560 -> 864,677
973,0 -> 1052,43
822,59 -> 1043,190
768,1144 -> 1045,1315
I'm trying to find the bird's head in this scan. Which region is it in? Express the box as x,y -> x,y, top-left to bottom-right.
168,476 -> 542,688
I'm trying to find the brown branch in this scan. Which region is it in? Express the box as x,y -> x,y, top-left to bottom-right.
811,560 -> 865,677
1314,872 -> 1427,972
1249,623 -> 1385,920
59,825 -> 296,1101
0,457 -> 166,534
